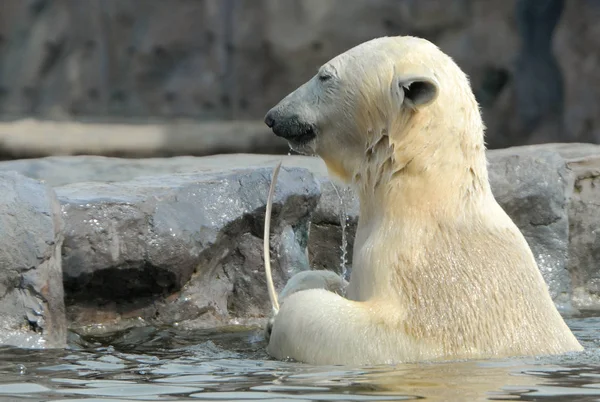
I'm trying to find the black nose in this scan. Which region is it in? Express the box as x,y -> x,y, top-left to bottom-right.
263,111 -> 317,144
264,112 -> 275,128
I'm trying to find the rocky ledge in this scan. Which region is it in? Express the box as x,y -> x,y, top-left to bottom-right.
0,143 -> 599,346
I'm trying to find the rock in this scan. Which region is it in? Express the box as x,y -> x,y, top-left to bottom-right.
488,147 -> 573,312
492,143 -> 600,310
0,172 -> 66,348
1,0 -> 599,154
307,178 -> 358,280
544,144 -> 600,309
0,1 -> 228,120
553,0 -> 600,144
510,0 -> 565,145
0,153 -> 321,187
55,165 -> 320,334
0,152 -> 361,281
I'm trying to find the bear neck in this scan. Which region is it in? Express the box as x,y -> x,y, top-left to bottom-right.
354,107 -> 491,225
349,124 -> 495,302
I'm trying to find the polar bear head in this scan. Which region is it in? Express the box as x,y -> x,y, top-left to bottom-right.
264,36 -> 486,196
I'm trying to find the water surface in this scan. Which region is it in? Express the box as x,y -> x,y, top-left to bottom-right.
1,314 -> 599,401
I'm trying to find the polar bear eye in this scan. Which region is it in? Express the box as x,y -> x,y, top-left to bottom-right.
318,72 -> 333,82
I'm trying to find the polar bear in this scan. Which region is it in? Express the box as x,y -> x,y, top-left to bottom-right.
262,36 -> 582,366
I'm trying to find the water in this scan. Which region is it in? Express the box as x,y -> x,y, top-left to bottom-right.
1,313 -> 599,401
331,183 -> 350,282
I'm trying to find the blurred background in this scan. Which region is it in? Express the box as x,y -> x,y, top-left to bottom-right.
0,0 -> 598,159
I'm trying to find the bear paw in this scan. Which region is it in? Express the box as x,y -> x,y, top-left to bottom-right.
264,270 -> 347,342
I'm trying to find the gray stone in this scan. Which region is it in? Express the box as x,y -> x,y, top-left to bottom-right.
0,154 -> 322,187
551,144 -> 600,309
55,166 -> 320,334
488,147 -> 573,312
492,143 -> 600,310
308,178 -> 359,280
0,172 -> 66,348
0,0 -> 598,153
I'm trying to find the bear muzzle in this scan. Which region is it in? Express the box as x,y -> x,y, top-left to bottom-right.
264,110 -> 317,145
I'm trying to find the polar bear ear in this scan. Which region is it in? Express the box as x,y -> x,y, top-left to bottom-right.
399,77 -> 439,109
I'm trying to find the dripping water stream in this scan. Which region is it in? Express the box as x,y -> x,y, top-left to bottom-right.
332,182 -> 350,282
284,145 -> 351,282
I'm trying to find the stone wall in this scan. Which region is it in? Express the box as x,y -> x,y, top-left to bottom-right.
0,0 -> 598,149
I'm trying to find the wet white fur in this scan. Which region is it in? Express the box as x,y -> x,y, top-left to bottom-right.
266,36 -> 583,365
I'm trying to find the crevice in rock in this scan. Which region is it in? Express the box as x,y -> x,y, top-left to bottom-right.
64,263 -> 178,304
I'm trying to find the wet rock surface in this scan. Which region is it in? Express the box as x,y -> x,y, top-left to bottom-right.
488,147 -> 573,311
492,143 -> 600,310
56,167 -> 319,333
0,172 -> 66,348
307,178 -> 359,279
549,144 -> 600,309
0,154 -> 319,187
1,144 -> 600,339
